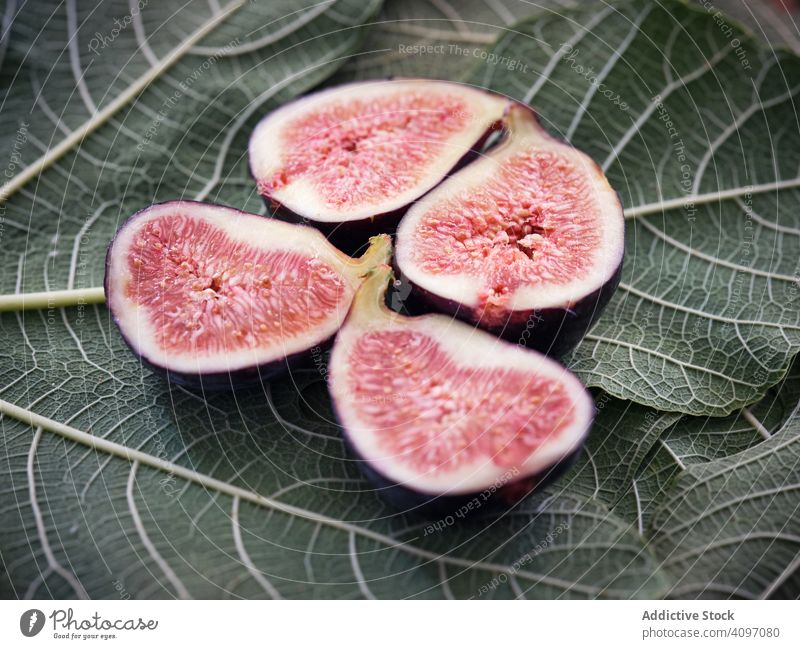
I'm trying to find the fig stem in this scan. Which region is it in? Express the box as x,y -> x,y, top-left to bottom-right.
352,233 -> 393,274
0,235 -> 392,313
349,264 -> 395,325
504,101 -> 542,143
0,286 -> 106,312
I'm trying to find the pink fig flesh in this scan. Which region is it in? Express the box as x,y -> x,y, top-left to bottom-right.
248,79 -> 508,240
329,266 -> 594,506
395,103 -> 624,355
104,201 -> 391,387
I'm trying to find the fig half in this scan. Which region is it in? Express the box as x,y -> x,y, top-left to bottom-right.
248,79 -> 508,246
395,103 -> 625,356
105,201 -> 391,389
328,266 -> 594,513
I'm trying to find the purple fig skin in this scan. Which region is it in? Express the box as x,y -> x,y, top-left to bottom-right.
119,329 -> 336,391
337,418 -> 584,517
397,257 -> 623,358
265,202 -> 405,258
104,200 -> 384,391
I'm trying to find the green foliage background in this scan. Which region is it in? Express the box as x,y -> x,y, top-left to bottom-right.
0,0 -> 798,599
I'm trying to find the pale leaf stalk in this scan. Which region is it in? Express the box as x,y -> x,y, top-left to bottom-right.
0,396 -> 609,596
0,0 -> 246,205
0,287 -> 106,312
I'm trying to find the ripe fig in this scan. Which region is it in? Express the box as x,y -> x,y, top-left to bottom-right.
105,201 -> 391,389
328,266 -> 594,513
395,103 -> 625,356
248,79 -> 508,247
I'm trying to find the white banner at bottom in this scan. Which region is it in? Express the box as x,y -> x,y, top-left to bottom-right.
1,600 -> 797,648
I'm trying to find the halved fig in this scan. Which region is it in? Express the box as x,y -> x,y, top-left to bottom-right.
105,201 -> 391,389
328,266 -> 594,513
395,103 -> 624,356
248,79 -> 508,246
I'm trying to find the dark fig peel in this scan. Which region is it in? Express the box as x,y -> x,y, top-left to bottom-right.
104,200 -> 391,389
328,266 -> 594,514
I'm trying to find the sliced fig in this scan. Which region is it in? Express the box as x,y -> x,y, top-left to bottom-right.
105,201 -> 391,389
248,79 -> 508,246
395,103 -> 624,356
328,266 -> 594,513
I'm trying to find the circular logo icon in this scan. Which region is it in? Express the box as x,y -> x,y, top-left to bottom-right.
20,609 -> 45,637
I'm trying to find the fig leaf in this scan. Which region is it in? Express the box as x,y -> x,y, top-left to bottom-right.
0,0 -> 799,600
464,0 -> 800,416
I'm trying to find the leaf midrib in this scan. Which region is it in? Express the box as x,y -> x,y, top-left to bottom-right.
3,172 -> 800,310
0,0 -> 247,204
1,396 -> 643,598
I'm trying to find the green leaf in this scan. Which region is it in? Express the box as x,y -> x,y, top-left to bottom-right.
612,359 -> 800,534
463,0 -> 800,416
0,320 -> 670,598
334,0 -> 800,85
0,0 -> 671,600
1,0 -> 799,600
648,401 -> 800,599
0,0 -> 381,295
3,310 -> 796,598
559,394 -> 682,519
563,364 -> 800,599
332,0 -> 579,82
